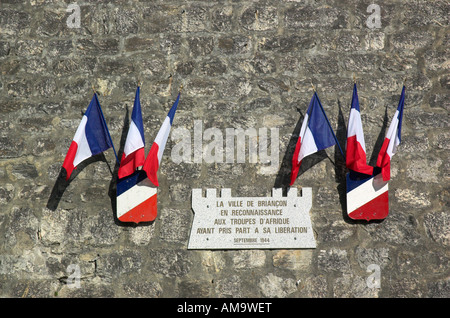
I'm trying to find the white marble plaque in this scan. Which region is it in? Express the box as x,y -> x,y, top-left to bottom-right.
188,188 -> 316,249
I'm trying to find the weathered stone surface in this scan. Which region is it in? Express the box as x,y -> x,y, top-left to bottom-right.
285,5 -> 348,30
364,212 -> 422,246
355,247 -> 390,270
214,275 -> 242,298
147,249 -> 191,278
96,250 -> 142,279
159,208 -> 191,244
232,250 -> 266,269
272,250 -> 312,271
201,251 -> 226,273
427,279 -> 450,298
122,280 -> 163,298
258,273 -> 297,298
424,211 -> 449,247
297,275 -> 328,298
318,249 -> 351,274
0,184 -> 14,204
178,280 -> 211,298
334,274 -> 377,298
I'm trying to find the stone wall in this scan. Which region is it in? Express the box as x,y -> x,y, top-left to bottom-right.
0,0 -> 448,298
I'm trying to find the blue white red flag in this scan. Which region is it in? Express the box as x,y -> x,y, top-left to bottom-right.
118,86 -> 146,179
290,92 -> 336,185
62,93 -> 113,180
116,170 -> 157,223
346,171 -> 389,221
143,92 -> 180,187
346,85 -> 405,221
376,85 -> 406,181
346,83 -> 373,176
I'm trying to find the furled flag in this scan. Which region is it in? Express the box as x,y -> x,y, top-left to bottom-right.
143,92 -> 180,187
62,93 -> 114,181
376,85 -> 406,181
116,169 -> 157,223
116,91 -> 181,224
346,83 -> 374,176
346,85 -> 405,221
118,86 -> 146,179
290,92 -> 337,185
346,170 -> 389,221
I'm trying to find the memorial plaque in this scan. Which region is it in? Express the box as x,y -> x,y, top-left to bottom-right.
188,188 -> 316,249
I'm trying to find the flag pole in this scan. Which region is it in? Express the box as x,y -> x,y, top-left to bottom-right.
92,88 -> 120,165
168,74 -> 173,93
312,85 -> 346,161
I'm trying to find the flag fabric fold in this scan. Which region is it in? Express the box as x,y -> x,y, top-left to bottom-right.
143,92 -> 180,187
290,92 -> 337,185
376,85 -> 406,181
118,86 -> 146,179
62,93 -> 113,181
346,171 -> 389,221
346,83 -> 374,176
116,170 -> 157,223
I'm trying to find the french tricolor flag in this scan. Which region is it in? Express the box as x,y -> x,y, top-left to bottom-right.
118,86 -> 146,179
143,92 -> 180,187
62,93 -> 114,181
290,92 -> 336,185
116,170 -> 157,223
116,92 -> 180,223
346,83 -> 374,176
346,171 -> 389,221
376,85 -> 406,181
346,85 -> 405,221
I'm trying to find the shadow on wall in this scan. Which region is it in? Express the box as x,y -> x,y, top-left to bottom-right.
273,105 -> 329,193
46,153 -> 109,211
46,106 -> 132,227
